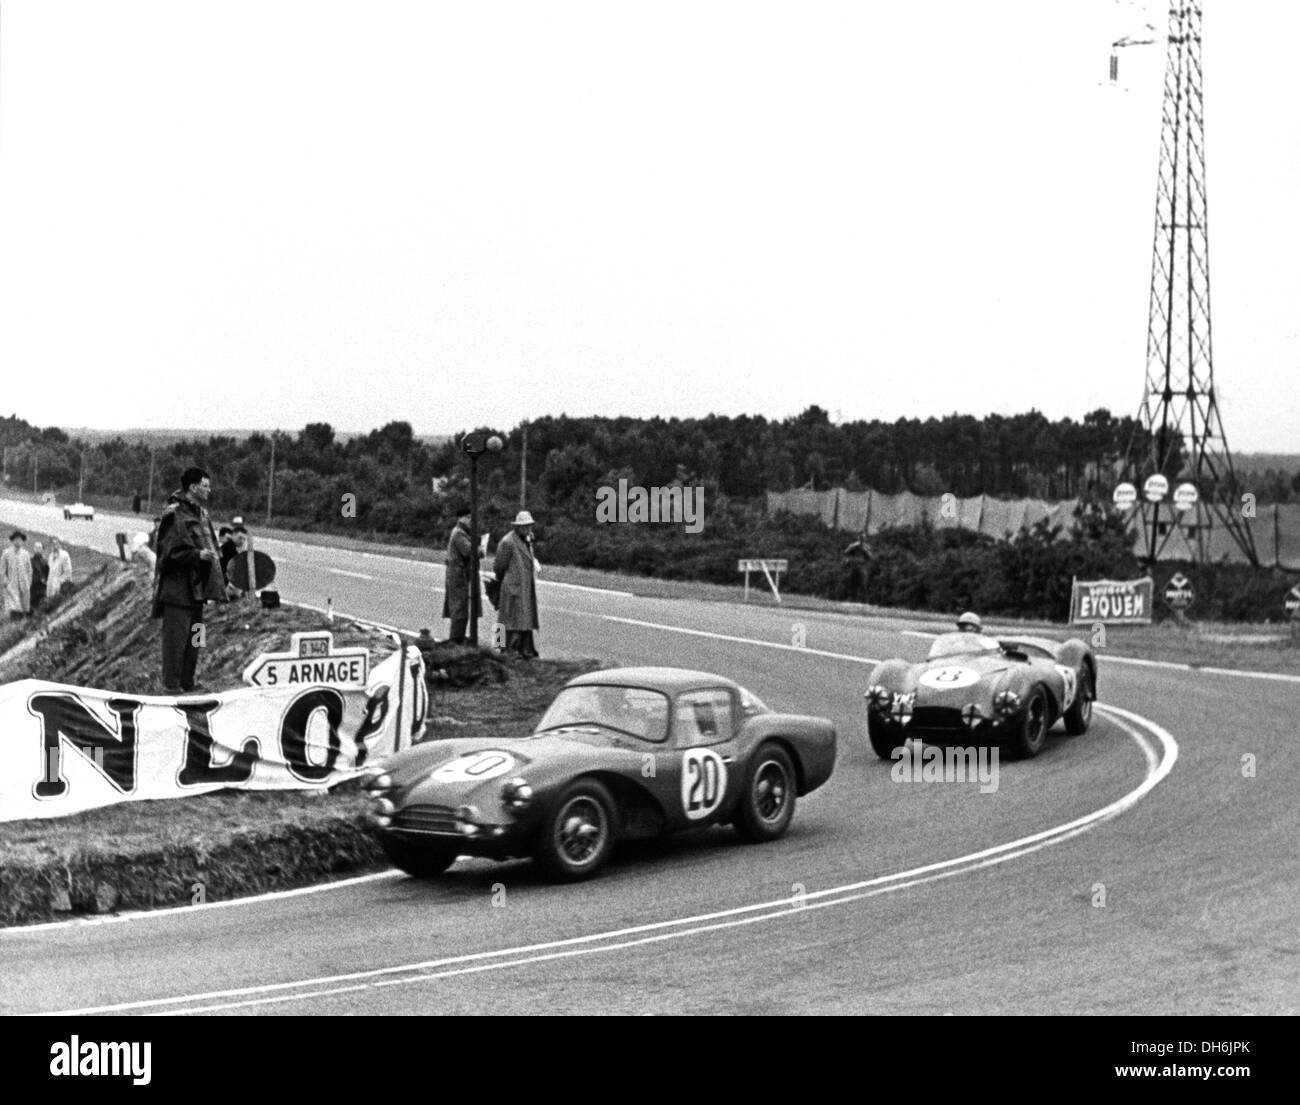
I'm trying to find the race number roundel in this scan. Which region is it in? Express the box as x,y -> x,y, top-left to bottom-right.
918,666 -> 980,690
431,750 -> 517,783
681,748 -> 727,821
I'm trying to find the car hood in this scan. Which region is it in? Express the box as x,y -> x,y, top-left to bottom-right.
385,725 -> 650,816
908,652 -> 1019,704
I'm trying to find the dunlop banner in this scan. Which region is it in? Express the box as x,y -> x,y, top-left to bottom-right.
0,646 -> 425,822
1069,577 -> 1154,626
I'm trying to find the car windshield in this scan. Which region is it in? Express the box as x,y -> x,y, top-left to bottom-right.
536,685 -> 671,743
927,632 -> 1002,660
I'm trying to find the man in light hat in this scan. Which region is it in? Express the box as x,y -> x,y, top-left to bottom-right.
46,537 -> 73,598
493,510 -> 540,658
442,503 -> 480,644
2,531 -> 33,620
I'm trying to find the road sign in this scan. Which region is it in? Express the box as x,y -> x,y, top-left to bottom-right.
1163,572 -> 1194,610
1112,482 -> 1137,509
1143,474 -> 1169,503
738,559 -> 788,604
1173,482 -> 1199,512
1284,586 -> 1300,619
242,631 -> 370,689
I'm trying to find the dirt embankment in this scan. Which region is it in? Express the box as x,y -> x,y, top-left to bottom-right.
0,562 -> 595,927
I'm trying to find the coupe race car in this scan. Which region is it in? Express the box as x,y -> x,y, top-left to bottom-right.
62,502 -> 94,520
864,630 -> 1096,760
361,667 -> 837,881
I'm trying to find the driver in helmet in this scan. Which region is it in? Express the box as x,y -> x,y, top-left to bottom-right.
956,611 -> 983,634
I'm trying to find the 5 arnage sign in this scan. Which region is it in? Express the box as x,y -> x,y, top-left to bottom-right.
0,647 -> 425,822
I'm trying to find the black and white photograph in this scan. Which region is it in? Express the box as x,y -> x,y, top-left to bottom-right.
0,0 -> 1294,1072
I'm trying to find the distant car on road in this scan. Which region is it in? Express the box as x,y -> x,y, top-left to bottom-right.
362,667 -> 838,881
865,631 -> 1096,760
62,502 -> 94,521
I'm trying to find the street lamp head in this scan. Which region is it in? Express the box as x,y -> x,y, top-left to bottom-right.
461,431 -> 505,456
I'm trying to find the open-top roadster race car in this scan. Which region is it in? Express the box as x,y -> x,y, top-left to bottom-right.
361,667 -> 837,881
864,628 -> 1096,760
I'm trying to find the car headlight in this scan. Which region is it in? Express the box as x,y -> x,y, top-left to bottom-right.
866,684 -> 892,709
454,804 -> 482,836
362,771 -> 392,795
374,797 -> 395,816
994,690 -> 1021,717
501,777 -> 534,811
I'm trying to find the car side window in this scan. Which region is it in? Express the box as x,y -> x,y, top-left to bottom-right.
674,690 -> 734,748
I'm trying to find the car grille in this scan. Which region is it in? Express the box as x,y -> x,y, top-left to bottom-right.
391,804 -> 459,835
910,707 -> 967,731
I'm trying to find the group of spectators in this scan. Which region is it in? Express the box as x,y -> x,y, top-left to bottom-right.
443,506 -> 541,659
152,466 -> 263,693
1,530 -> 73,620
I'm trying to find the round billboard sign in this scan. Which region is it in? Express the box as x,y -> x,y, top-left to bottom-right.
1284,586 -> 1300,619
1112,482 -> 1138,509
1173,482 -> 1199,512
1164,572 -> 1194,610
1143,474 -> 1170,503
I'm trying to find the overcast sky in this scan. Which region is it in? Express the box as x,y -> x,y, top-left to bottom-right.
0,1 -> 1296,450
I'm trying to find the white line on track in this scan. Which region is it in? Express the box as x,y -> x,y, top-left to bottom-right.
326,568 -> 375,580
602,615 -> 880,666
37,701 -> 1174,1016
4,872 -> 403,935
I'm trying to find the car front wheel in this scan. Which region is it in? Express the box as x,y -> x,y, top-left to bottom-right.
867,710 -> 905,760
1007,687 -> 1050,759
734,744 -> 797,843
535,779 -> 616,881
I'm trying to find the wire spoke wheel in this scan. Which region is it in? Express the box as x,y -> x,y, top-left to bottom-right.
555,796 -> 607,866
752,760 -> 790,826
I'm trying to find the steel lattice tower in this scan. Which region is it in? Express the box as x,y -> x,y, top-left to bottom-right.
1124,1 -> 1257,566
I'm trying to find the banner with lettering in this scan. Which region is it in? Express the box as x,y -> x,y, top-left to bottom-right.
0,647 -> 426,822
1069,577 -> 1154,626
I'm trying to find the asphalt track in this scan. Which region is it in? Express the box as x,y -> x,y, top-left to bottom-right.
1,499 -> 1297,1015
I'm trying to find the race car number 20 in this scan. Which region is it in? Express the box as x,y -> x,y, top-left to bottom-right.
681,748 -> 727,821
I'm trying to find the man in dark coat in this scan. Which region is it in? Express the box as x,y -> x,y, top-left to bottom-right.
131,490 -> 142,514
152,466 -> 229,692
29,541 -> 49,613
441,505 -> 480,644
493,510 -> 539,658
218,526 -> 237,577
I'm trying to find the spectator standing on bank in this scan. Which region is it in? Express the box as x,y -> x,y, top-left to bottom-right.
152,466 -> 229,693
441,504 -> 480,644
147,516 -> 161,552
132,490 -> 142,514
493,510 -> 540,658
2,531 -> 33,620
29,541 -> 49,612
46,538 -> 73,598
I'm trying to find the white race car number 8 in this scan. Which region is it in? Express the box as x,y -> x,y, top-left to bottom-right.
431,751 -> 516,783
681,748 -> 727,821
919,666 -> 980,690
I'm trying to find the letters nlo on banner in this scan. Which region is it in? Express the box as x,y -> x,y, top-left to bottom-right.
1069,577 -> 1153,626
0,646 -> 426,822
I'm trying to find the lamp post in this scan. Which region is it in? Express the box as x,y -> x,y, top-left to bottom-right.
460,431 -> 504,643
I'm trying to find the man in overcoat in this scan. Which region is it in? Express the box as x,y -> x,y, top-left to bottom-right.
492,510 -> 539,658
442,505 -> 480,644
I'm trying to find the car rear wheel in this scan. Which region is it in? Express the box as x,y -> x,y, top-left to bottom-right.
535,779 -> 616,881
1063,669 -> 1094,736
1008,687 -> 1050,759
867,710 -> 905,760
381,835 -> 458,878
734,744 -> 797,843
